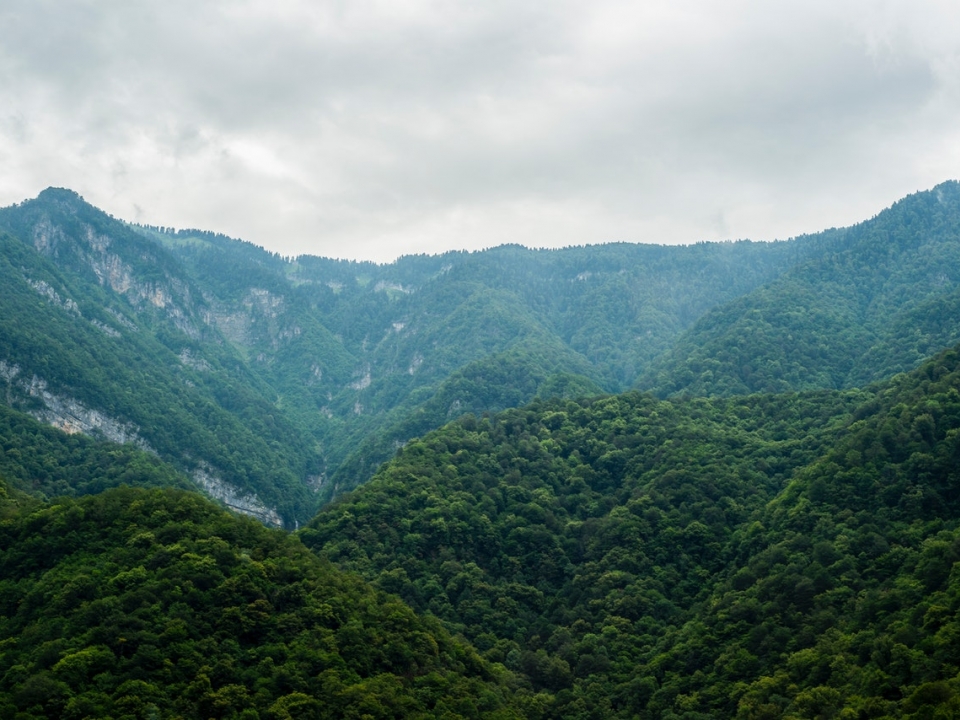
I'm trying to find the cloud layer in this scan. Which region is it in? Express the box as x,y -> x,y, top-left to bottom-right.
1,0 -> 959,260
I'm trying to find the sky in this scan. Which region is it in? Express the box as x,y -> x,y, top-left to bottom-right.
1,1 -> 959,262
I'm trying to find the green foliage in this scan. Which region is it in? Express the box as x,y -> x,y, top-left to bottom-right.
6,184 -> 960,718
8,181 -> 960,523
303,346 -> 960,718
150,225 -> 816,496
0,475 -> 37,519
11,183 -> 960,511
1,186 -> 813,518
0,402 -> 192,499
130,204 -> 824,498
301,387 -> 861,715
642,181 -> 960,397
0,487 -> 524,719
325,348 -> 605,500
0,193 -> 321,524
634,347 -> 960,718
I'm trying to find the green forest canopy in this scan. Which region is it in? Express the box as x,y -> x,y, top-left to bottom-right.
0,486 -> 530,720
302,346 -> 960,719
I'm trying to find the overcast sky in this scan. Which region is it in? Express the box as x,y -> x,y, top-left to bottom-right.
1,1 -> 958,261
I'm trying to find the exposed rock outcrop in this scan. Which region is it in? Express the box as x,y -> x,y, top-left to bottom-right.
192,465 -> 283,528
0,361 -> 151,450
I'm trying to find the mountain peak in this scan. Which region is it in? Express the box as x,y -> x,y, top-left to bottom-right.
35,186 -> 88,210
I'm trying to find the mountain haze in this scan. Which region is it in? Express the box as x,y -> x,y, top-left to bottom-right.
0,187 -> 820,515
0,193 -> 320,525
640,181 -> 960,397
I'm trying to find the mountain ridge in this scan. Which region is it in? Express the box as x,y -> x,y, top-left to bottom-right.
3,181 -> 960,515
300,342 -> 960,718
0,185 -> 826,511
639,180 -> 960,397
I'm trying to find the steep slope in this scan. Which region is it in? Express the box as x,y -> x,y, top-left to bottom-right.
644,346 -> 960,719
0,191 -> 321,526
9,182 -> 957,510
326,348 -> 605,498
300,388 -> 866,713
0,485 -> 526,720
285,240 -> 819,392
302,345 -> 960,718
0,401 -> 193,500
640,181 -> 960,397
145,225 -> 816,494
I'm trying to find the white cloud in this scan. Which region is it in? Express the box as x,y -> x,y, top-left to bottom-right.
0,0 -> 958,260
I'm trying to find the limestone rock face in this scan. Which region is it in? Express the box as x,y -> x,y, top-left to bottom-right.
0,362 -> 150,450
192,466 -> 283,528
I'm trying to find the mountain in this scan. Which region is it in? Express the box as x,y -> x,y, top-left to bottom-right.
639,181 -> 960,397
5,182 -> 960,519
4,181 -> 960,718
0,400 -> 193,500
0,191 -> 321,526
0,187 -> 815,514
300,344 -> 960,718
4,342 -> 959,718
148,227 -> 817,498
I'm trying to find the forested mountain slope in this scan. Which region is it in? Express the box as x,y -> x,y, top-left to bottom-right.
4,180 -> 960,717
0,485 -> 528,719
640,181 -> 960,397
6,182 -> 960,515
302,344 -> 960,718
0,194 -> 321,526
150,227 -> 817,498
0,187 -> 817,511
0,401 -> 193,500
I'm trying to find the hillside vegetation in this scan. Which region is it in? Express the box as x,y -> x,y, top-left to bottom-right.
0,207 -> 320,525
0,187 -> 818,513
5,184 -> 960,515
302,346 -> 960,718
152,229 -> 815,499
3,181 -> 960,717
640,181 -> 960,397
0,402 -> 192,500
0,486 -> 527,720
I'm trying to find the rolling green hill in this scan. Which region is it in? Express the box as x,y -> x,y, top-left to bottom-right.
4,343 -> 959,717
301,345 -> 960,719
4,180 -> 960,717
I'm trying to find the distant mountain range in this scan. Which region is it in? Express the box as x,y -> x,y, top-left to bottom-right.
2,183 -> 960,524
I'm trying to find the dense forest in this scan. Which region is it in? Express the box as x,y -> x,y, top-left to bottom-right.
0,222 -> 319,525
0,402 -> 193,500
4,184 -> 960,519
2,344 -> 959,717
2,183 -> 960,718
639,182 -> 960,397
0,185 -> 840,516
302,346 -> 960,718
0,486 -> 528,719
145,224 -> 818,500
